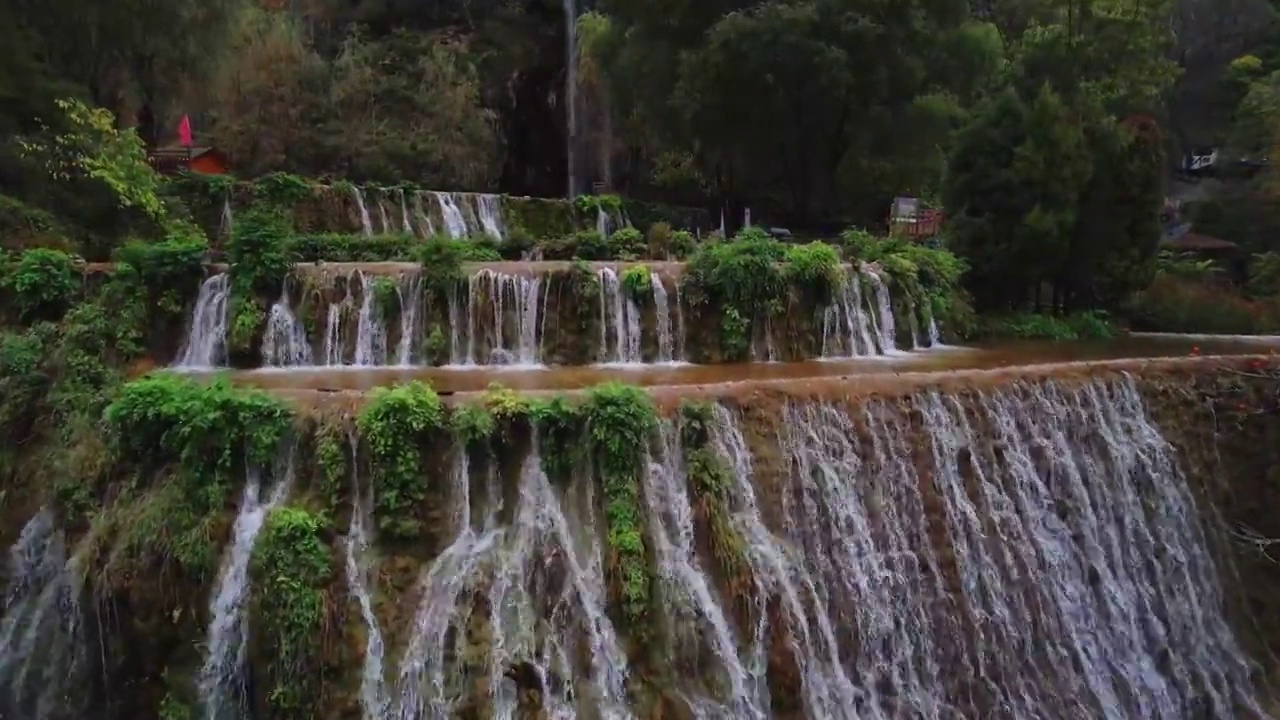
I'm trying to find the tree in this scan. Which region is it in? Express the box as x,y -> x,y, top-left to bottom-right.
945,86 -> 1092,310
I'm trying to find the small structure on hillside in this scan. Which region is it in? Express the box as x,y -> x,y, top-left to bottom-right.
144,114 -> 229,175
888,196 -> 943,239
147,146 -> 229,175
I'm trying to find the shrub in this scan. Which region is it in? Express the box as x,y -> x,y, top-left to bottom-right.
621,265 -> 652,299
783,242 -> 843,303
610,227 -> 645,259
1,248 -> 77,323
356,381 -> 446,538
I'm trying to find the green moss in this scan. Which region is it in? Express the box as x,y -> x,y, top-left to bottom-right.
250,506 -> 334,716
356,381 -> 446,539
678,401 -> 751,602
227,294 -> 266,357
583,383 -> 656,627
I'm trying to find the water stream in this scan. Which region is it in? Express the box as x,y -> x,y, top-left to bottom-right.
198,452 -> 296,720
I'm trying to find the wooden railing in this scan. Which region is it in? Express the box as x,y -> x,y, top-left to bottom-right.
146,147 -> 193,175
889,208 -> 944,239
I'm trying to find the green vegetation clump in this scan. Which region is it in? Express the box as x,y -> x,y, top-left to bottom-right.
0,248 -> 77,323
583,383 -> 657,627
356,381 -> 446,539
532,395 -> 587,485
783,241 -> 843,304
103,375 -> 292,577
978,311 -> 1115,341
250,507 -> 334,716
621,265 -> 652,299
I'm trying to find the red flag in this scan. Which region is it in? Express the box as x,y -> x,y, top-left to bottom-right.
177,115 -> 193,146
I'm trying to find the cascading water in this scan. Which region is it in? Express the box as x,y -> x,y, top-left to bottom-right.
926,315 -> 942,347
198,454 -> 295,720
865,270 -> 898,353
564,0 -> 578,198
435,192 -> 469,239
597,268 -> 641,364
353,186 -> 374,237
412,192 -> 436,238
644,424 -> 765,718
652,272 -> 677,363
345,438 -> 389,719
461,270 -> 542,366
396,274 -> 423,366
0,509 -> 89,720
377,195 -> 394,235
262,287 -> 312,367
353,271 -> 389,366
692,376 -> 1267,719
393,445 -> 631,719
476,194 -> 505,241
218,197 -> 234,240
820,271 -> 877,358
176,273 -> 230,368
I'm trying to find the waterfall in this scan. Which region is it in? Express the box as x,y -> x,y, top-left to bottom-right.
698,377 -> 1266,719
674,281 -> 686,361
398,190 -> 414,235
412,192 -> 436,238
644,424 -> 765,718
596,207 -> 609,238
926,314 -> 942,347
597,268 -> 641,364
0,509 -> 89,720
706,405 -> 858,716
176,273 -> 230,368
353,272 -> 388,367
564,0 -> 578,198
865,271 -> 898,353
393,446 -> 631,719
396,274 -> 423,366
352,186 -> 374,237
461,270 -> 542,366
345,438 -> 389,719
218,197 -> 234,241
262,288 -> 311,367
198,454 -> 295,719
652,273 -> 676,363
324,300 -> 347,366
377,195 -> 394,235
476,194 -> 505,241
435,192 -> 469,239
820,272 -> 877,358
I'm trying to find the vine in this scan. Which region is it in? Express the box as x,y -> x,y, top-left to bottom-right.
356,381 -> 446,539
584,383 -> 656,626
249,507 -> 334,716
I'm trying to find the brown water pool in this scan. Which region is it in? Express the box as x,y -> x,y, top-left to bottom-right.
186,334 -> 1280,394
